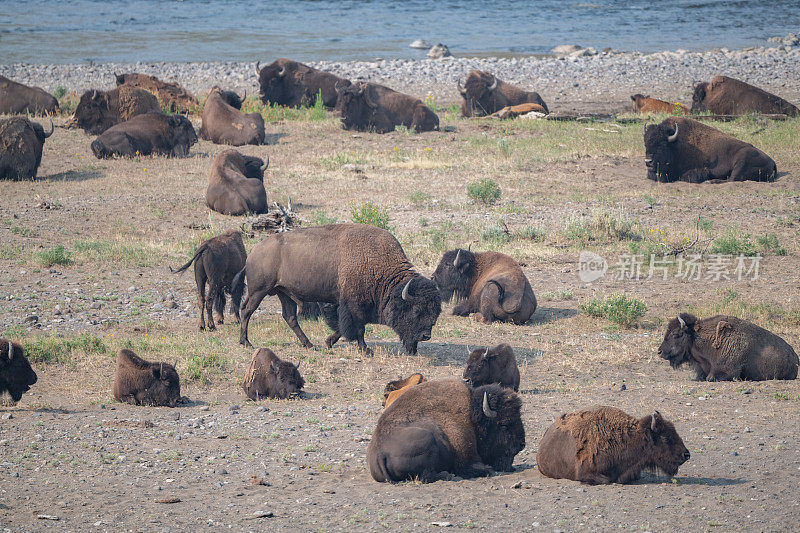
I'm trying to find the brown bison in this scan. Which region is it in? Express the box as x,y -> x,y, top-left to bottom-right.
432,248 -> 537,325
170,230 -> 247,331
630,94 -> 689,115
236,223 -> 441,355
112,349 -> 180,407
335,82 -> 439,134
90,112 -> 197,159
382,373 -> 425,407
658,313 -> 799,381
463,344 -> 520,391
242,347 -> 304,400
458,70 -> 548,117
206,149 -> 269,216
256,58 -> 351,109
114,72 -> 198,113
691,76 -> 799,116
537,406 -> 690,484
367,380 -> 525,482
0,76 -> 59,116
67,86 -> 161,135
643,117 -> 776,183
200,86 -> 265,146
0,338 -> 37,404
0,117 -> 53,180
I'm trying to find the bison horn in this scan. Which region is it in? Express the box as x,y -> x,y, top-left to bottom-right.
295,360 -> 301,370
255,61 -> 261,75
160,362 -> 164,377
261,155 -> 269,171
239,89 -> 246,101
278,65 -> 287,77
667,123 -> 679,143
335,80 -> 344,94
92,89 -> 99,100
401,279 -> 412,301
482,391 -> 497,418
43,118 -> 54,138
487,76 -> 498,92
482,347 -> 490,359
650,411 -> 660,432
453,249 -> 461,267
677,315 -> 686,329
457,78 -> 466,95
642,120 -> 649,137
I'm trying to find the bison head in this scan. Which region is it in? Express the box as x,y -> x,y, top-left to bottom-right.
335,83 -> 375,130
458,71 -> 498,117
658,313 -> 697,368
243,155 -> 268,181
219,89 -> 246,110
470,384 -> 525,472
691,82 -> 709,113
432,248 -> 476,303
167,114 -> 198,157
639,411 -> 690,476
0,339 -> 37,404
114,72 -> 129,86
269,359 -> 305,399
463,345 -> 508,388
257,60 -> 292,105
643,120 -> 680,181
145,362 -> 181,407
70,90 -> 112,134
383,277 -> 442,355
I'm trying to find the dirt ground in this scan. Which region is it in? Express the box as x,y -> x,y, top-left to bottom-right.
1,104 -> 799,532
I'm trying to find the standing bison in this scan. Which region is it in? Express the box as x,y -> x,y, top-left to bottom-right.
0,117 -> 53,180
643,117 -> 776,183
691,76 -> 799,116
658,313 -> 799,381
90,112 -> 197,159
463,344 -> 520,391
206,149 -> 269,216
0,338 -> 37,404
335,82 -> 439,134
458,70 -> 548,117
537,406 -> 690,484
382,373 -> 425,408
67,86 -> 161,135
236,223 -> 441,355
242,348 -> 304,400
0,76 -> 59,116
367,380 -> 525,482
112,349 -> 180,407
115,72 -> 198,113
256,58 -> 350,109
200,86 -> 265,146
630,94 -> 689,115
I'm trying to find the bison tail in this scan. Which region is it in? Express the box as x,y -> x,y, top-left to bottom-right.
487,279 -> 523,315
170,241 -> 209,275
231,266 -> 247,301
375,451 -> 394,483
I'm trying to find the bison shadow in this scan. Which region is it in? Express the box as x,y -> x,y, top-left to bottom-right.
526,306 -> 577,326
43,169 -> 103,182
366,341 -> 542,368
264,132 -> 288,145
635,472 -> 746,486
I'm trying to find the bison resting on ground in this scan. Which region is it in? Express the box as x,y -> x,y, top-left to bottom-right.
114,72 -> 198,113
242,348 -> 304,400
0,338 -> 37,404
67,86 -> 161,135
200,86 -> 265,146
383,373 -> 425,408
463,344 -> 520,391
335,82 -> 439,134
643,117 -> 776,183
537,406 -> 690,485
112,349 -> 180,407
630,94 -> 689,115
256,58 -> 351,109
691,76 -> 799,116
206,149 -> 269,216
368,380 -> 525,482
658,313 -> 799,381
432,248 -> 537,325
236,223 -> 441,355
0,117 -> 53,180
0,76 -> 59,116
458,70 -> 548,117
90,112 -> 197,159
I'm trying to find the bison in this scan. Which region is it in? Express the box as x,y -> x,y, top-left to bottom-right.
236,223 -> 441,355
432,248 -> 537,325
630,94 -> 689,115
643,117 -> 776,183
67,86 -> 161,135
537,406 -> 690,485
463,344 -> 520,391
0,338 -> 37,404
382,373 -> 425,407
691,76 -> 799,117
114,72 -> 199,113
90,112 -> 197,159
206,149 -> 269,216
367,380 -> 525,482
658,313 -> 799,381
256,58 -> 350,109
0,75 -> 59,116
112,349 -> 180,407
170,230 -> 247,331
200,86 -> 265,146
0,117 -> 53,180
242,347 -> 304,400
335,82 -> 439,134
458,70 -> 548,117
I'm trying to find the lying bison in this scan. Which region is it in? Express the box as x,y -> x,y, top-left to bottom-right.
200,86 -> 265,146
112,349 -> 180,407
658,313 -> 799,381
0,338 -> 37,404
643,117 -> 776,183
67,86 -> 161,135
691,76 -> 799,117
242,347 -> 304,400
236,223 -> 441,355
367,380 -> 525,482
458,70 -> 548,117
463,344 -> 520,391
115,72 -> 198,113
0,76 -> 59,116
537,406 -> 690,484
90,112 -> 197,159
256,58 -> 350,109
432,248 -> 537,325
206,149 -> 269,216
383,373 -> 425,408
0,117 -> 53,180
630,94 -> 688,115
335,82 -> 439,134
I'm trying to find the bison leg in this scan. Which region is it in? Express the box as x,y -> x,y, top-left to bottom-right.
239,287 -> 270,348
338,304 -> 371,356
195,264 -> 208,331
452,301 -> 472,317
678,168 -> 712,183
320,304 -> 342,348
205,282 -> 219,331
276,291 -> 314,349
213,291 -> 226,325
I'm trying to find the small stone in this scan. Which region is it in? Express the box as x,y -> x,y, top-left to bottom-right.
619,383 -> 626,391
551,44 -> 583,56
24,315 -> 38,324
431,522 -> 452,527
744,427 -> 752,433
2,413 -> 12,420
251,511 -> 274,518
257,406 -> 268,412
165,300 -> 178,309
409,39 -> 432,49
37,515 -> 60,521
427,43 -> 451,59
200,405 -> 210,411
511,481 -> 523,489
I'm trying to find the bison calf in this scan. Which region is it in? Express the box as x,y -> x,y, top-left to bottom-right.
200,86 -> 265,146
242,348 -> 304,400
630,94 -> 688,115
112,349 -> 180,407
0,117 -> 53,181
463,344 -> 520,391
382,373 -> 425,407
206,149 -> 269,216
0,338 -> 37,404
537,406 -> 690,484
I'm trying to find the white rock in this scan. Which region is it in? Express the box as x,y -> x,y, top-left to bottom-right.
409,39 -> 432,49
551,44 -> 583,56
428,44 -> 452,59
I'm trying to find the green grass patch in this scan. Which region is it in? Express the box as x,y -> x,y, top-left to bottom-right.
185,353 -> 227,384
23,333 -> 108,366
351,201 -> 391,231
466,178 -> 501,206
580,293 -> 647,327
564,209 -> 640,246
35,246 -> 72,267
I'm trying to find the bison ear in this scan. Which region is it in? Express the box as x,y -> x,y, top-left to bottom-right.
269,361 -> 278,374
650,410 -> 663,433
115,73 -> 124,85
151,366 -> 161,380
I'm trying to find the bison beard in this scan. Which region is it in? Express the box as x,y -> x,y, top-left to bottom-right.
0,338 -> 38,404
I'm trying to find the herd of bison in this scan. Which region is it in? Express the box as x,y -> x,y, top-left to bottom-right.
1,58 -> 799,485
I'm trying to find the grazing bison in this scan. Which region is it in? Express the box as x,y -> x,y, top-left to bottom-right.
691,76 -> 799,116
658,313 -> 799,381
537,406 -> 690,485
0,117 -> 53,180
206,149 -> 269,216
170,230 -> 246,331
0,338 -> 37,404
367,380 -> 525,482
432,248 -> 537,325
112,349 -> 180,407
67,86 -> 161,135
256,58 -> 351,109
463,344 -> 520,391
458,70 -> 548,117
242,347 -> 304,400
383,373 -> 425,407
114,72 -> 198,113
200,86 -> 265,146
0,75 -> 59,116
236,223 -> 441,355
335,82 -> 439,134
630,94 -> 689,115
90,112 -> 197,159
643,117 -> 776,183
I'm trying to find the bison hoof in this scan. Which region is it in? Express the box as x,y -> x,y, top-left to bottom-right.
302,342 -> 315,350
470,313 -> 490,324
325,335 -> 339,349
207,324 -> 216,331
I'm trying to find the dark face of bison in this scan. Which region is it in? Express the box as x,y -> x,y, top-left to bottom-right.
691,82 -> 709,113
470,385 -> 525,471
383,277 -> 442,355
0,340 -> 37,403
168,115 -> 198,156
432,248 -> 476,302
335,84 -> 374,130
270,360 -> 305,399
458,72 -> 498,117
146,363 -> 181,407
72,90 -> 112,135
463,347 -> 495,387
644,411 -> 690,476
257,62 -> 291,104
219,90 -> 245,110
243,156 -> 267,181
658,313 -> 697,368
643,122 -> 680,181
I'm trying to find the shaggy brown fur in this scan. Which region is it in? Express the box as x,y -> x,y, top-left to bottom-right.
115,72 -> 198,113
112,349 -> 180,407
242,348 -> 304,400
630,94 -> 689,115
257,58 -> 351,109
459,70 -> 548,117
206,149 -> 269,215
382,373 -> 425,407
335,82 -> 439,134
199,87 -> 265,146
0,75 -> 59,116
0,338 -> 37,404
67,86 -> 161,135
463,344 -> 520,391
0,117 -> 53,180
691,76 -> 799,116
